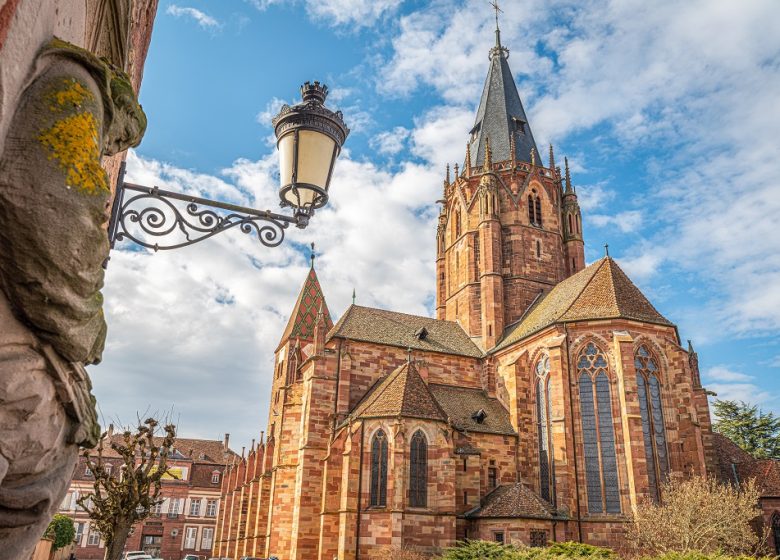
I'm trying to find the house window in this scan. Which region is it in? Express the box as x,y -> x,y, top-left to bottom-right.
530,529 -> 548,547
369,429 -> 388,507
201,527 -> 214,550
211,471 -> 220,484
168,497 -> 181,517
578,342 -> 621,514
536,354 -> 555,503
409,430 -> 428,508
104,464 -> 112,476
60,492 -> 72,511
74,522 -> 85,544
189,499 -> 201,516
84,464 -> 92,477
206,499 -> 218,517
87,528 -> 101,545
635,345 -> 669,501
152,500 -> 163,515
184,526 -> 198,548
494,531 -> 505,544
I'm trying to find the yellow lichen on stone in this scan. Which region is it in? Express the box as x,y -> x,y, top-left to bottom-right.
49,78 -> 93,110
38,112 -> 108,194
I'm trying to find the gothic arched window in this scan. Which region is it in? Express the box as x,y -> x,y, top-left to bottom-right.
635,345 -> 669,500
454,209 -> 461,238
535,355 -> 555,503
535,196 -> 542,227
409,430 -> 428,507
568,214 -> 573,234
370,429 -> 388,507
528,194 -> 535,224
577,343 -> 621,514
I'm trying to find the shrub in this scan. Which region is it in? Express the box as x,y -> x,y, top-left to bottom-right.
439,540 -> 521,560
544,542 -> 616,558
46,513 -> 75,551
628,476 -> 764,556
639,553 -> 775,560
372,545 -> 429,560
439,540 -> 617,560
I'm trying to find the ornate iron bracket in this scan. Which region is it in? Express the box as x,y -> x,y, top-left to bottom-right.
108,162 -> 310,254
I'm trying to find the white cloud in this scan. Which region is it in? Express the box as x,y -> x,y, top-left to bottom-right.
369,126 -> 410,155
166,5 -> 221,29
247,0 -> 402,28
590,210 -> 642,233
703,366 -> 775,407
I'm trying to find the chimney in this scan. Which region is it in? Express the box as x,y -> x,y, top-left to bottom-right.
223,433 -> 230,451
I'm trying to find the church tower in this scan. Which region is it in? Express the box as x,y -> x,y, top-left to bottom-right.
436,25 -> 585,349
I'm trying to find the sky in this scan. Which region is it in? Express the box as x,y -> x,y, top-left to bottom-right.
95,0 -> 780,450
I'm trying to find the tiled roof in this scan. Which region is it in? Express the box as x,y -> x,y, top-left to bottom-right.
712,433 -> 780,496
328,305 -> 483,358
349,362 -> 447,422
278,266 -> 332,349
494,257 -> 672,351
467,483 -> 560,519
81,435 -> 236,462
428,384 -> 516,436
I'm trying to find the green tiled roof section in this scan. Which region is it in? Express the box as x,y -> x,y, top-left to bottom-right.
327,305 -> 483,358
493,257 -> 672,352
279,267 -> 332,346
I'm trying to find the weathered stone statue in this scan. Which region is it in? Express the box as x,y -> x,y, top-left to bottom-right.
0,38 -> 146,559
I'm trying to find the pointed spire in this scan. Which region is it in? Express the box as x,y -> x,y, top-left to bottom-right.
445,163 -> 450,184
464,143 -> 471,178
548,144 -> 555,171
483,136 -> 493,172
277,266 -> 332,350
352,288 -> 356,305
454,162 -> 460,179
564,157 -> 573,194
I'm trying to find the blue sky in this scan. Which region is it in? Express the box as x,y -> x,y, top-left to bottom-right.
95,0 -> 780,448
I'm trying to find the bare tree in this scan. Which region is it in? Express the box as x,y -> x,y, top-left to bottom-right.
629,475 -> 765,556
77,417 -> 176,560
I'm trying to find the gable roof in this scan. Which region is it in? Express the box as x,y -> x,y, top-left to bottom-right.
712,433 -> 780,496
466,483 -> 561,520
494,257 -> 673,352
468,34 -> 539,167
278,266 -> 332,349
328,305 -> 483,358
428,383 -> 516,436
349,362 -> 447,422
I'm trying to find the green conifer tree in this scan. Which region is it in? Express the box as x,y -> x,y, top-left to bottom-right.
713,399 -> 780,459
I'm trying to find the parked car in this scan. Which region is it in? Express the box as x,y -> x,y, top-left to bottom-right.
123,553 -> 152,560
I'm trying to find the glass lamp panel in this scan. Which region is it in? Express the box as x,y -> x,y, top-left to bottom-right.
278,133 -> 295,189
296,129 -> 336,194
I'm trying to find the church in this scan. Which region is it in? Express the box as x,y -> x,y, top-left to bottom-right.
213,26 -> 716,560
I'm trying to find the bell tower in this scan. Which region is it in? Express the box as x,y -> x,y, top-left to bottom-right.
435,23 -> 586,350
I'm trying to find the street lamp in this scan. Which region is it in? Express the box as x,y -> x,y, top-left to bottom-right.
108,81 -> 349,252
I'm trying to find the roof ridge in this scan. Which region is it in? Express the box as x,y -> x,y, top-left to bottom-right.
353,363 -> 407,417
607,258 -> 670,323
404,365 -> 449,421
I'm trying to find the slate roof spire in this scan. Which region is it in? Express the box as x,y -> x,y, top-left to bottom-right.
467,18 -> 539,168
277,264 -> 333,350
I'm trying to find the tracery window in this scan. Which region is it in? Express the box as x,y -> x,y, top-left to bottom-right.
536,355 -> 555,503
370,429 -> 388,507
635,345 -> 669,500
577,343 -> 621,513
409,430 -> 427,507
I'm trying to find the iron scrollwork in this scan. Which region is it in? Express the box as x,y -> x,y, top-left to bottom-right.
108,162 -> 305,253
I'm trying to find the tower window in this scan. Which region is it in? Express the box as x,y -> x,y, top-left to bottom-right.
536,240 -> 541,258
569,214 -> 573,234
409,430 -> 428,507
635,346 -> 669,501
578,343 -> 621,514
528,190 -> 542,227
370,430 -> 388,507
454,209 -> 461,238
528,195 -> 535,224
488,466 -> 497,488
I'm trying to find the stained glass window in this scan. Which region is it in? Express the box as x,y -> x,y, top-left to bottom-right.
370,429 -> 388,507
535,355 -> 555,503
635,345 -> 669,501
409,430 -> 427,507
577,342 -> 621,514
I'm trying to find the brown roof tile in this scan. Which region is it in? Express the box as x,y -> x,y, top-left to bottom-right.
349,362 -> 447,422
328,305 -> 483,358
736,459 -> 780,497
494,257 -> 672,351
428,384 -> 516,436
467,483 -> 560,519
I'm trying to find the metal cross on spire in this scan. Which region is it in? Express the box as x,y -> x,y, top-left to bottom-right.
489,0 -> 503,46
310,242 -> 316,268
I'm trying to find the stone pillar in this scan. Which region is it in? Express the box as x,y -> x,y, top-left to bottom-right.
0,40 -> 145,559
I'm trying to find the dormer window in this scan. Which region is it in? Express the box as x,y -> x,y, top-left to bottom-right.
513,116 -> 526,135
471,409 -> 488,424
414,327 -> 428,340
211,471 -> 220,484
469,123 -> 480,143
